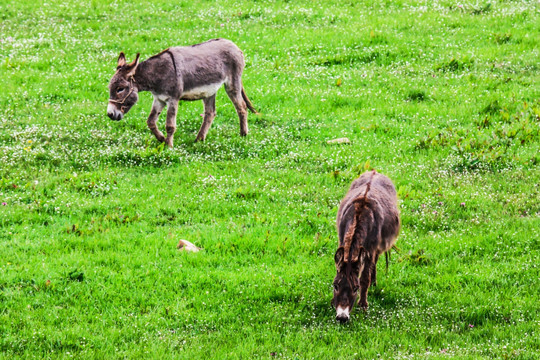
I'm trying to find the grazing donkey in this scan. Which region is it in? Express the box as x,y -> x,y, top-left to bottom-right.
107,38 -> 257,147
332,170 -> 400,323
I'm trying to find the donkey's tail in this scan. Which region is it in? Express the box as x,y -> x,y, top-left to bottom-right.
241,86 -> 258,114
385,245 -> 400,274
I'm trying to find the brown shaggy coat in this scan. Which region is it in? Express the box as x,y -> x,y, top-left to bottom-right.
332,170 -> 400,322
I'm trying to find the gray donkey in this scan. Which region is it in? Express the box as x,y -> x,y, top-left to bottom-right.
107,38 -> 257,147
332,170 -> 400,323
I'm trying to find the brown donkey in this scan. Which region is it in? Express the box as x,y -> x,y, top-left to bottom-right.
332,170 -> 400,322
107,38 -> 257,147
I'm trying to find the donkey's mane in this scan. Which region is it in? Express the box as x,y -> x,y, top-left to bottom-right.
146,48 -> 172,61
190,38 -> 221,47
343,170 -> 377,263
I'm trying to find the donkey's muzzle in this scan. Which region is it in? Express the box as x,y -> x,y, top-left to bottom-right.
107,112 -> 123,121
336,306 -> 350,323
107,103 -> 124,121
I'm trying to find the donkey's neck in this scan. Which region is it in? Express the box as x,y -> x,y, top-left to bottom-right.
133,61 -> 154,92
343,206 -> 374,258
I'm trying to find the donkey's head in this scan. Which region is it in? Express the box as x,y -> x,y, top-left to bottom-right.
107,52 -> 140,121
332,245 -> 365,323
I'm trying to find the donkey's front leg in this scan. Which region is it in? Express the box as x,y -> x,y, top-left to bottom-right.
165,100 -> 178,148
196,95 -> 217,142
147,98 -> 166,143
358,256 -> 373,310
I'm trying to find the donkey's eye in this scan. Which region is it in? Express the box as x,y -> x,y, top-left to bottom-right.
333,284 -> 339,292
116,87 -> 125,94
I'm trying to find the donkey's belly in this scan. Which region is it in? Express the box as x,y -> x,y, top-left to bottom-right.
181,82 -> 223,100
377,233 -> 398,254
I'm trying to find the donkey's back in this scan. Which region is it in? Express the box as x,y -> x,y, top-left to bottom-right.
337,171 -> 400,254
170,38 -> 243,60
168,39 -> 245,94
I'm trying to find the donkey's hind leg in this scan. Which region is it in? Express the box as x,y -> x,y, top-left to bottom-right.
225,80 -> 248,136
195,95 -> 217,142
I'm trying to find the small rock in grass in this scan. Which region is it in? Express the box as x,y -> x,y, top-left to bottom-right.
327,137 -> 351,145
177,239 -> 200,252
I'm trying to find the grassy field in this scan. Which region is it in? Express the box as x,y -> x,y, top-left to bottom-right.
1,0 -> 539,358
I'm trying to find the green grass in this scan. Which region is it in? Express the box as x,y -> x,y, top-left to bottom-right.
1,0 -> 539,358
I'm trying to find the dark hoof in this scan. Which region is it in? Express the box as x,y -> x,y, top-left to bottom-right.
359,300 -> 369,311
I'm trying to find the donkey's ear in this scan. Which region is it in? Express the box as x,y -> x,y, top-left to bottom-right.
334,247 -> 345,270
117,52 -> 127,68
125,53 -> 140,76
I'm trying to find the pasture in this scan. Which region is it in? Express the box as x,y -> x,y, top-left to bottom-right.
0,0 -> 539,358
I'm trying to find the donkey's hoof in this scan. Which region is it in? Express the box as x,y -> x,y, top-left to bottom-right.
360,301 -> 369,311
